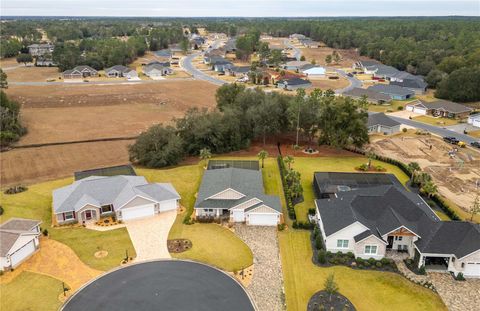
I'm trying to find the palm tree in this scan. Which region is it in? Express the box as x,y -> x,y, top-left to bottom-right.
284,155 -> 294,170
422,180 -> 438,198
470,195 -> 480,222
408,162 -> 421,185
199,148 -> 212,168
257,150 -> 268,168
367,151 -> 376,170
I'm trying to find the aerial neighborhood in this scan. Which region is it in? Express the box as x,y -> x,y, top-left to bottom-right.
0,11 -> 479,311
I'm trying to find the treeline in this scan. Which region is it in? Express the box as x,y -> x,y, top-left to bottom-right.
129,84 -> 369,168
0,90 -> 26,147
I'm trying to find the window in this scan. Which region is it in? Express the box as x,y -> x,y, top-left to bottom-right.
64,211 -> 74,220
337,240 -> 349,248
398,236 -> 403,241
364,245 -> 378,255
101,205 -> 113,213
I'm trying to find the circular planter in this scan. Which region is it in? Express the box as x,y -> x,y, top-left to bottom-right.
307,290 -> 356,311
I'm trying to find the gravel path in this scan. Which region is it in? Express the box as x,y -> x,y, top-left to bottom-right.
430,272 -> 480,311
234,225 -> 285,311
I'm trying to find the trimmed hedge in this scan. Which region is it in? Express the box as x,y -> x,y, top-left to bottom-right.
277,155 -> 297,220
431,194 -> 461,220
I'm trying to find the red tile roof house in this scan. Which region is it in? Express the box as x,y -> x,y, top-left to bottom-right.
52,175 -> 180,224
314,172 -> 480,278
0,218 -> 42,271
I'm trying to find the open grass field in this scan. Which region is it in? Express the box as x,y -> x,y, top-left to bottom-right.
279,230 -> 447,311
0,177 -> 136,271
1,140 -> 132,186
291,157 -> 410,222
0,271 -> 64,311
3,65 -> 60,82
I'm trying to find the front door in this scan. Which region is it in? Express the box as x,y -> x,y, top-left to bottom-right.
387,236 -> 394,249
85,210 -> 92,220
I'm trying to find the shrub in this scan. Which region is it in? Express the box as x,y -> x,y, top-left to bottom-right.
0,205 -> 3,216
4,185 -> 28,195
380,258 -> 391,266
355,257 -> 365,265
375,261 -> 382,268
315,235 -> 323,250
318,249 -> 327,264
358,163 -> 369,171
397,106 -> 404,110
364,261 -> 370,267
368,258 -> 377,266
346,252 -> 355,259
455,272 -> 466,281
418,265 -> 426,275
42,228 -> 48,236
277,223 -> 286,231
326,251 -> 332,258
313,226 -> 319,239
402,128 -> 408,133
307,208 -> 316,215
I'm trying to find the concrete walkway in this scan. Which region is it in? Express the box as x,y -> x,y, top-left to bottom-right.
125,211 -> 177,262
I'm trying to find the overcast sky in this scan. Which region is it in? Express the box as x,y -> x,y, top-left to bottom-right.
1,0 -> 479,17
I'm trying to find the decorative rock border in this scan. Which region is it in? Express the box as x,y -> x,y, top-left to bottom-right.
307,290 -> 356,311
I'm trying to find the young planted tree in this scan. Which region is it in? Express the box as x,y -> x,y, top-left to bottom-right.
283,155 -> 294,170
470,195 -> 480,222
324,273 -> 339,302
257,150 -> 268,168
332,51 -> 341,64
408,162 -> 421,184
422,180 -> 438,198
199,148 -> 212,168
325,54 -> 332,65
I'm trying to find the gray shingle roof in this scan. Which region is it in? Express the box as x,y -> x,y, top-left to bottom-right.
390,78 -> 427,90
105,65 -> 134,74
0,218 -> 41,257
420,100 -> 472,114
367,113 -> 401,128
343,87 -> 392,102
367,84 -> 415,97
53,176 -> 178,214
0,218 -> 41,232
195,168 -> 281,213
278,78 -> 311,86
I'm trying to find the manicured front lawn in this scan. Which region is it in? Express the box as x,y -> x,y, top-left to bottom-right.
368,100 -> 411,113
279,230 -> 447,311
0,178 -> 136,271
291,157 -> 410,222
413,115 -> 460,126
0,271 -> 64,311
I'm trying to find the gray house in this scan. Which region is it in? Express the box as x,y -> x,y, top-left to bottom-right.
53,175 -> 180,224
367,113 -> 401,135
27,43 -> 54,56
367,84 -> 415,100
210,59 -> 232,72
143,63 -> 173,79
194,167 -> 282,226
343,88 -> 392,105
390,78 -> 427,94
314,172 -> 480,278
277,78 -> 312,91
62,65 -> 98,79
105,65 -> 138,79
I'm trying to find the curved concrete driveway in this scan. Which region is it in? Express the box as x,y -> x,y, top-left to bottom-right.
180,52 -> 227,86
62,260 -> 256,311
125,210 -> 177,262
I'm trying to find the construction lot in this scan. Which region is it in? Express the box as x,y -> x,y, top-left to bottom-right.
370,135 -> 480,215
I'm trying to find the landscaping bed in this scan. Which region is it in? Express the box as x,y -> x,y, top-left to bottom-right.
167,239 -> 192,253
307,290 -> 356,311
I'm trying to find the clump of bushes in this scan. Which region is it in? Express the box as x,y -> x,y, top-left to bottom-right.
0,205 -> 3,216
4,185 -> 28,195
454,272 -> 466,281
292,220 -> 314,230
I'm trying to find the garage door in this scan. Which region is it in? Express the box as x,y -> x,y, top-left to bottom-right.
11,239 -> 35,268
121,204 -> 155,221
159,200 -> 177,212
464,263 -> 480,277
248,213 -> 278,226
413,107 -> 427,115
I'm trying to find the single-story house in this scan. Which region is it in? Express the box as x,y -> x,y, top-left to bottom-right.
353,60 -> 380,73
289,33 -> 306,40
143,63 -> 173,79
277,77 -> 312,91
53,175 -> 180,224
367,84 -> 415,100
27,43 -> 54,56
343,87 -> 392,105
154,49 -> 172,59
211,59 -> 232,72
226,66 -> 250,77
314,172 -> 480,277
204,50 -> 226,63
301,66 -> 326,78
35,57 -> 56,67
224,39 -> 236,53
367,113 -> 401,135
1,218 -> 42,271
283,60 -> 311,71
194,165 -> 282,226
390,78 -> 427,94
406,100 -> 473,119
467,113 -> 480,128
373,65 -> 401,80
62,65 -> 98,79
105,65 -> 138,79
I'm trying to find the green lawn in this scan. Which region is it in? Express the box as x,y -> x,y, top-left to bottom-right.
413,115 -> 460,126
291,157 -> 410,222
279,230 -> 447,311
138,163 -> 253,272
0,271 -> 64,311
368,100 -> 412,113
0,178 -> 136,271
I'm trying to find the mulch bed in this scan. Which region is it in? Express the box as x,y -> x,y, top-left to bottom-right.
307,290 -> 356,311
167,239 -> 192,253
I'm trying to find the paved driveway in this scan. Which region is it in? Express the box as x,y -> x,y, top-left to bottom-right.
125,210 -> 177,261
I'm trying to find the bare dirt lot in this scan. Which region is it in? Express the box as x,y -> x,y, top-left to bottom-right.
301,46 -> 373,68
370,135 -> 480,215
310,77 -> 350,91
1,140 -> 132,186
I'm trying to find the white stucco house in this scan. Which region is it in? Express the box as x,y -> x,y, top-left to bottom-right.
0,218 -> 42,271
314,172 -> 480,277
194,163 -> 282,226
467,113 -> 480,128
53,175 -> 180,224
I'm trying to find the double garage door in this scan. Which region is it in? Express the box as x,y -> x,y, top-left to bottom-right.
464,262 -> 480,277
11,239 -> 36,268
121,200 -> 178,221
247,213 -> 278,226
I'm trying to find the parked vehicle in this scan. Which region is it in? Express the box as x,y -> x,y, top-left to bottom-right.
443,136 -> 459,144
347,73 -> 354,77
470,141 -> 480,149
457,141 -> 466,148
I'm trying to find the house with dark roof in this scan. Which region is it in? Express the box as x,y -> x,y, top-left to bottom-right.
406,100 -> 473,119
1,218 -> 41,271
52,175 -> 180,224
390,78 -> 427,94
62,65 -> 98,79
105,65 -> 138,79
143,62 -> 173,79
314,172 -> 480,277
343,87 -> 392,105
367,113 -> 401,135
226,66 -> 250,77
277,77 -> 312,91
194,165 -> 282,226
367,84 -> 415,100
210,58 -> 232,72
